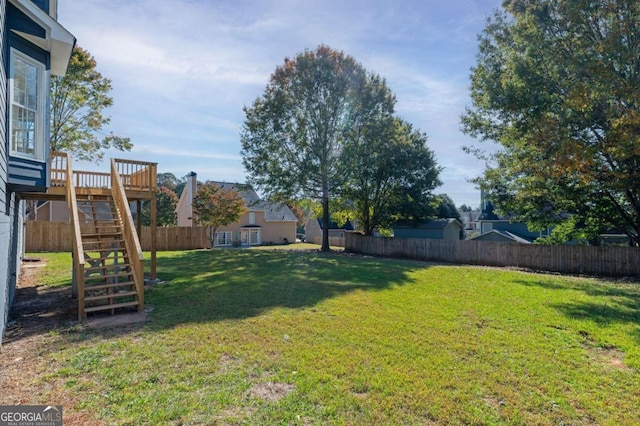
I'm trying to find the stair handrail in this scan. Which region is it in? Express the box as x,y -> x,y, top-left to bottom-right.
64,152 -> 86,318
110,159 -> 144,311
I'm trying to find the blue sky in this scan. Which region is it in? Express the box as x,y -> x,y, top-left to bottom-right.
59,0 -> 503,208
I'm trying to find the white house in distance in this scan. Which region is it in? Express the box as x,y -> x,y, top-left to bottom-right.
176,172 -> 297,247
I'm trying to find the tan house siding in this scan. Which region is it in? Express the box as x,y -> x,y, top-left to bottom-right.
177,173 -> 297,246
176,173 -> 197,227
305,217 -> 322,242
305,217 -> 355,242
261,221 -> 296,244
213,210 -> 296,246
36,200 -> 70,222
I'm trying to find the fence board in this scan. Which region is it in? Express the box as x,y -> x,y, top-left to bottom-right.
345,234 -> 640,277
26,222 -> 209,252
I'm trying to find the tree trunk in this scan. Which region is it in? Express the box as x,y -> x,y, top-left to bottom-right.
321,187 -> 330,252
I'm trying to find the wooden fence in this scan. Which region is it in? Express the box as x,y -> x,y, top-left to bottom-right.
313,236 -> 345,247
345,233 -> 640,277
26,222 -> 209,252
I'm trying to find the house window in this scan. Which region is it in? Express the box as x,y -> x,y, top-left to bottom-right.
250,229 -> 260,245
249,212 -> 255,225
215,231 -> 233,246
241,229 -> 261,246
10,50 -> 47,161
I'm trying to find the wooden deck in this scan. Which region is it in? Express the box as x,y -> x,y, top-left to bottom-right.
22,152 -> 159,288
20,152 -> 157,201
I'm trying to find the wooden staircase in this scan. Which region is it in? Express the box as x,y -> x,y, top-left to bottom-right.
60,155 -> 147,320
76,195 -> 141,316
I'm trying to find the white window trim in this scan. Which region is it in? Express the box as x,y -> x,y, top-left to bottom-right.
248,212 -> 255,225
215,231 -> 233,247
9,48 -> 48,162
240,229 -> 262,246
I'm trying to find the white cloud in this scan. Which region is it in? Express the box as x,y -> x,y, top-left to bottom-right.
134,145 -> 242,161
59,0 -> 502,208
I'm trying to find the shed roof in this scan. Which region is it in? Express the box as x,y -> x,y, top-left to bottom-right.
393,218 -> 463,229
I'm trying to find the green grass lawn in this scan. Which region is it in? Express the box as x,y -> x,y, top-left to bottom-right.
27,249 -> 640,425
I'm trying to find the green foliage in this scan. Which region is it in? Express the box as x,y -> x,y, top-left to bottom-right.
242,45 -> 377,251
435,193 -> 461,221
50,46 -> 131,162
343,118 -> 441,235
192,182 -> 246,242
242,45 -> 442,243
142,186 -> 178,227
156,172 -> 187,197
462,0 -> 640,245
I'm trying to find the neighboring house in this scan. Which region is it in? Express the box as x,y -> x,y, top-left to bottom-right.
305,217 -> 356,243
35,199 -> 68,221
175,172 -> 297,246
459,209 -> 481,233
471,190 -> 631,245
393,218 -> 463,241
471,190 -> 551,243
1,0 -> 75,344
33,199 -> 133,222
471,220 -> 551,244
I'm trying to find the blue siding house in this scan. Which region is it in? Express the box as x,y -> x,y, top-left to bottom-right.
393,219 -> 463,240
1,0 -> 74,345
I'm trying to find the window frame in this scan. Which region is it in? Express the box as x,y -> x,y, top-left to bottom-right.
9,48 -> 48,162
215,231 -> 233,247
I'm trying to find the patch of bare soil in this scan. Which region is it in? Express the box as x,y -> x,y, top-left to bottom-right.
0,260 -> 104,426
589,346 -> 632,372
248,381 -> 295,402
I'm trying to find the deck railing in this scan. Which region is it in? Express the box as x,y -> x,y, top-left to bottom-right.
49,152 -> 157,193
111,159 -> 145,312
115,158 -> 157,192
50,152 -> 68,187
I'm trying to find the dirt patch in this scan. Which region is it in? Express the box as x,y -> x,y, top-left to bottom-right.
248,381 -> 295,402
1,260 -> 105,426
589,346 -> 632,372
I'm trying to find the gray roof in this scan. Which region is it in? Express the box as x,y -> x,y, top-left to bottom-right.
470,229 -> 533,244
394,218 -> 463,229
257,201 -> 297,222
208,181 -> 261,205
206,181 -> 296,222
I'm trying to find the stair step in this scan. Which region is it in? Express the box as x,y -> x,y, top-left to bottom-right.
84,257 -> 127,263
85,264 -> 130,271
82,243 -> 125,249
84,251 -> 127,263
84,301 -> 140,313
82,237 -> 122,241
84,271 -> 133,281
82,244 -> 123,250
85,291 -> 138,302
82,232 -> 122,238
84,281 -> 136,291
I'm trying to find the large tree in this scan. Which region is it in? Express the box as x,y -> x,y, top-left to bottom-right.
462,0 -> 640,245
50,46 -> 131,162
343,118 -> 441,235
435,194 -> 461,222
241,45 -> 394,251
141,186 -> 178,227
192,182 -> 246,247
